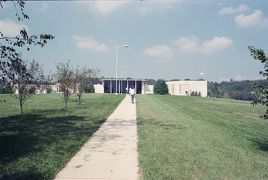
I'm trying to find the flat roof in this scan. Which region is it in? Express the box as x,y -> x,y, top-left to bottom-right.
166,80 -> 207,83
102,79 -> 145,81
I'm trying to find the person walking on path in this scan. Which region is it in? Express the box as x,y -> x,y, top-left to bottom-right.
129,86 -> 135,103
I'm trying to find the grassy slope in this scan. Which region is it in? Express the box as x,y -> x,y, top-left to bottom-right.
0,93 -> 124,180
137,95 -> 268,180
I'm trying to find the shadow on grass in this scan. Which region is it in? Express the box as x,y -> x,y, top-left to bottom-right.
0,110 -> 106,179
1,168 -> 43,180
137,118 -> 188,131
137,118 -> 159,126
0,113 -> 84,163
31,108 -> 67,114
251,139 -> 268,152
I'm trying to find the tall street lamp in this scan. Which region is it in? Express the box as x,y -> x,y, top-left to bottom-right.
115,44 -> 128,94
200,72 -> 205,80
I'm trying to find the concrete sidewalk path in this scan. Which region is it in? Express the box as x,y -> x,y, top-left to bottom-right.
55,95 -> 139,180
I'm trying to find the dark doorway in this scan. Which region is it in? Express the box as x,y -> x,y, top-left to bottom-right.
136,81 -> 142,94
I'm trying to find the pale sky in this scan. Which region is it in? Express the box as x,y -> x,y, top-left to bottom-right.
0,0 -> 268,82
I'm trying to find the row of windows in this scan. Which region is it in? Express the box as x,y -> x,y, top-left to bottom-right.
103,80 -> 143,94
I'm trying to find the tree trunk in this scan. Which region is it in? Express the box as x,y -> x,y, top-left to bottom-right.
64,89 -> 68,109
20,99 -> 23,114
18,83 -> 23,114
64,95 -> 68,109
78,95 -> 81,105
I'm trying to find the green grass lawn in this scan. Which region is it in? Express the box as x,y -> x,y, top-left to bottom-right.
0,93 -> 124,180
137,95 -> 268,180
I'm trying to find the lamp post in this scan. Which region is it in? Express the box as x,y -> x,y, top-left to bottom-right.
115,44 -> 128,94
200,72 -> 205,80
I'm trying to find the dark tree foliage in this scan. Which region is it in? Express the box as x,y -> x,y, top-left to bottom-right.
248,46 -> 268,118
208,82 -> 220,98
88,76 -> 101,85
169,78 -> 181,81
145,79 -> 156,85
46,86 -> 52,94
85,83 -> 95,93
153,79 -> 169,95
208,80 -> 268,101
0,0 -> 29,21
0,83 -> 13,94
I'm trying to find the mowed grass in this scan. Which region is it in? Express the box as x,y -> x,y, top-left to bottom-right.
0,93 -> 124,180
137,95 -> 268,180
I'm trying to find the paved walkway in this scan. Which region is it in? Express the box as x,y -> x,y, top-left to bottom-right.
55,95 -> 139,180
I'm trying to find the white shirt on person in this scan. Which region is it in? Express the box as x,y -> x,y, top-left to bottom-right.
129,88 -> 135,95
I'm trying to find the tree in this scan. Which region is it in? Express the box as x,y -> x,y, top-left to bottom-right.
208,81 -> 219,97
46,86 -> 52,94
88,76 -> 101,85
56,62 -> 75,109
208,80 -> 258,100
11,60 -> 43,114
85,83 -> 95,93
145,79 -> 156,85
0,0 -> 29,21
153,79 -> 169,95
248,46 -> 268,118
74,67 -> 96,105
0,0 -> 54,86
0,0 -> 54,113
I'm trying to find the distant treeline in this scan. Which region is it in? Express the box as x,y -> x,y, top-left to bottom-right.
208,79 -> 268,101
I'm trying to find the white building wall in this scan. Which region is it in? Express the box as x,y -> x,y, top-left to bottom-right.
144,85 -> 154,94
51,83 -> 60,93
142,81 -> 145,94
94,84 -> 104,93
166,81 -> 207,97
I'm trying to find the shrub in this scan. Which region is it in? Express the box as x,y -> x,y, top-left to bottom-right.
0,84 -> 14,94
85,83 -> 95,93
46,86 -> 52,94
191,91 -> 201,96
153,79 -> 169,95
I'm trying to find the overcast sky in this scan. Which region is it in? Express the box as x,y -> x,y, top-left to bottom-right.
0,0 -> 268,82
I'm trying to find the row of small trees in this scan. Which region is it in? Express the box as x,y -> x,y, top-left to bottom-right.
0,60 -> 97,114
56,61 -> 97,109
0,1 -> 97,114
